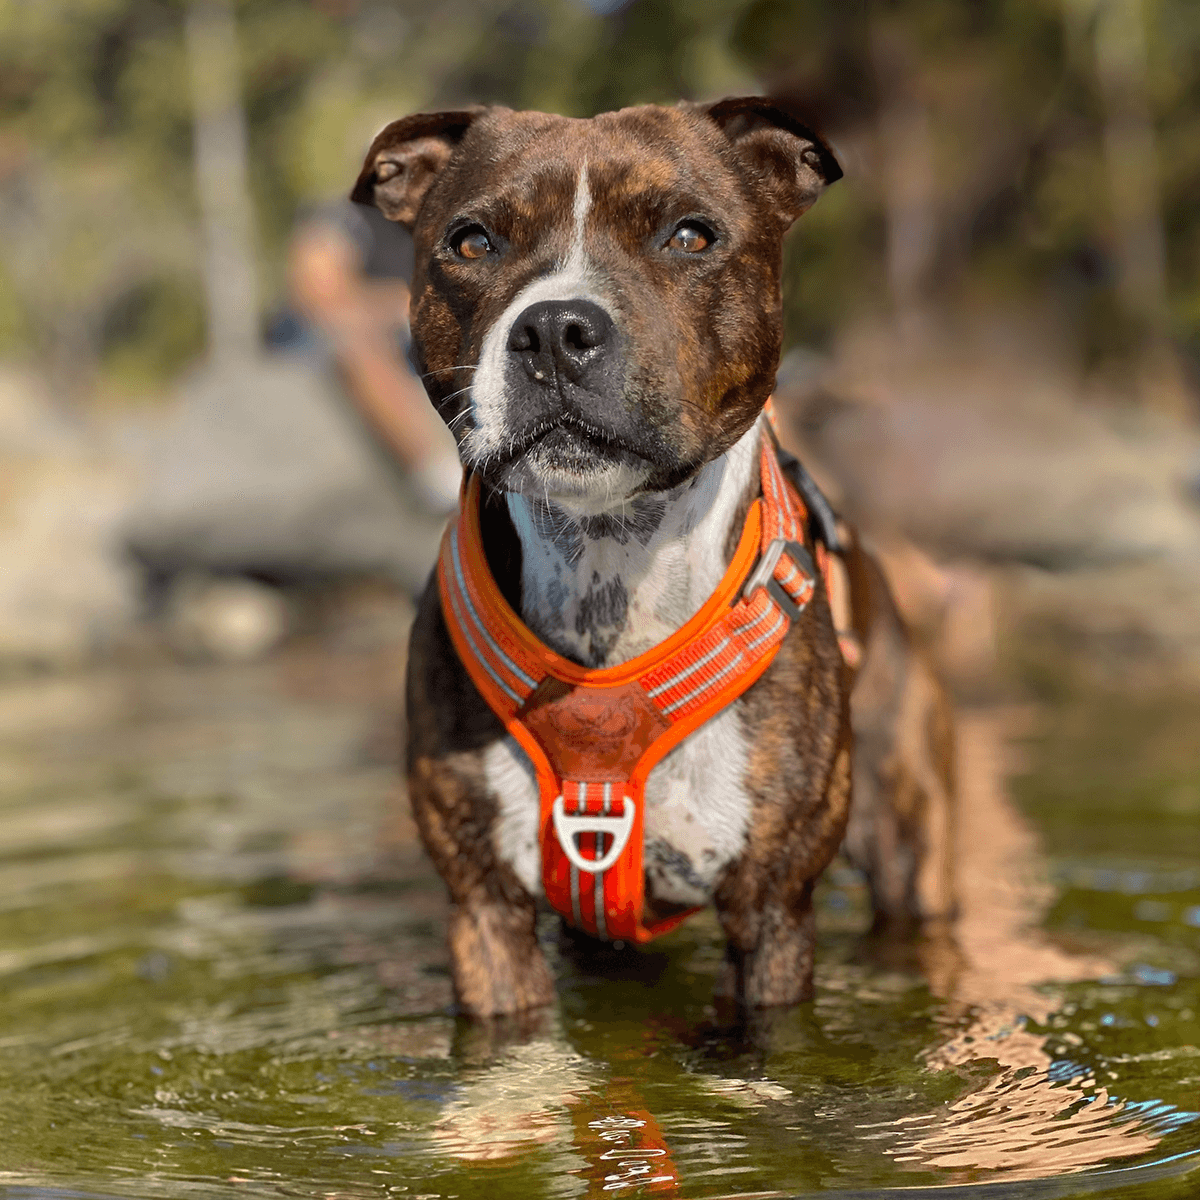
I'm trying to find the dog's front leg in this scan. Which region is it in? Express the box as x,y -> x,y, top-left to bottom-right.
715,886 -> 819,1008
446,891 -> 555,1018
407,589 -> 557,1019
713,739 -> 853,1010
410,772 -> 554,1017
410,757 -> 556,1017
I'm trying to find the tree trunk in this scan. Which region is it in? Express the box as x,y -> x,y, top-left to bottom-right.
871,24 -> 937,341
1093,0 -> 1167,329
185,0 -> 260,371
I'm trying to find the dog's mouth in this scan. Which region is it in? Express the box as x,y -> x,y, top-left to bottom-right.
479,414 -> 653,496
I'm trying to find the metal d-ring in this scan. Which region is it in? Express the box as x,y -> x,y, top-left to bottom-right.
551,793 -> 635,875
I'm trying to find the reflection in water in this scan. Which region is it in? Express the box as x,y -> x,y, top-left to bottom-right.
574,1103 -> 680,1195
0,651 -> 1195,1197
424,711 -> 1199,1192
879,711 -> 1175,1180
432,1017 -> 684,1193
432,1034 -> 594,1162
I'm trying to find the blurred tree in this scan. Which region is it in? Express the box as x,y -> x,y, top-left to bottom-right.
721,0 -> 1200,393
0,0 -> 1196,397
0,0 -> 520,392
186,0 -> 260,370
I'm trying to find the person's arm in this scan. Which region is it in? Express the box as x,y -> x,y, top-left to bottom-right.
289,224 -> 460,507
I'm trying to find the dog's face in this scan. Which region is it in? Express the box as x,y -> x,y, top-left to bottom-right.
352,99 -> 839,507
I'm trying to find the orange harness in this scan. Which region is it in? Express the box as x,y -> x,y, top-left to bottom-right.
437,438 -> 825,943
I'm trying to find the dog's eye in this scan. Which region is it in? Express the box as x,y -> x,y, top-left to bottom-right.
666,223 -> 713,254
454,228 -> 492,259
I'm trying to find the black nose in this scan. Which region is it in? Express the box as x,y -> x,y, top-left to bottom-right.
508,299 -> 615,384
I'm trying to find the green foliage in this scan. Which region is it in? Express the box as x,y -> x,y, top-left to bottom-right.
99,271 -> 206,389
781,183 -> 883,349
0,0 -> 1198,389
0,257 -> 31,356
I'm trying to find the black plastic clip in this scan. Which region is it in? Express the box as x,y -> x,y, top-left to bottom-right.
743,538 -> 815,622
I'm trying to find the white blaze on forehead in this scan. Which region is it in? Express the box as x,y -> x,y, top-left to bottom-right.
463,160 -> 619,470
566,161 -> 591,272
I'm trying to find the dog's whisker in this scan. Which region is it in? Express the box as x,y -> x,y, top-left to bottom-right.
420,364 -> 478,380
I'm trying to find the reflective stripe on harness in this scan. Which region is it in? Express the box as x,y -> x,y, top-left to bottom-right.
437,433 -> 828,943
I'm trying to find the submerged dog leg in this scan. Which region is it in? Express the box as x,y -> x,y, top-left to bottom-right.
408,747 -> 556,1017
717,892 -> 819,1008
407,590 -> 556,1018
715,742 -> 853,1009
447,898 -> 555,1017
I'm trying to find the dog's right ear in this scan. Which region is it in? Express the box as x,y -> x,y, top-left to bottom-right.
350,109 -> 482,226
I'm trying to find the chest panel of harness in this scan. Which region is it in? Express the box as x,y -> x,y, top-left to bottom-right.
438,438 -> 828,943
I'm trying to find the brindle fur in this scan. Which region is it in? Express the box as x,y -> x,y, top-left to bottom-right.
353,100 -> 839,494
356,98 -> 952,1017
406,492 -> 852,1015
713,572 -> 852,1006
405,595 -> 556,1014
840,530 -> 957,931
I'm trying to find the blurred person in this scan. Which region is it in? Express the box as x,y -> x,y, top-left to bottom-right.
286,199 -> 461,513
123,200 -> 459,658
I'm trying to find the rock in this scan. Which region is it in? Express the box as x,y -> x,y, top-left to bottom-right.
782,359 -> 1200,569
0,369 -> 140,668
775,319 -> 1200,684
121,354 -> 448,595
162,574 -> 292,663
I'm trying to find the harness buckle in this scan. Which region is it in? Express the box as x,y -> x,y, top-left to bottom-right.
551,793 -> 635,875
743,538 -> 815,623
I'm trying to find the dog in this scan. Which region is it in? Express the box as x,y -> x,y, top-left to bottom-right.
351,97 -> 955,1018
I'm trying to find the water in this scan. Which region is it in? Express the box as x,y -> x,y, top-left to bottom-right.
0,638 -> 1196,1199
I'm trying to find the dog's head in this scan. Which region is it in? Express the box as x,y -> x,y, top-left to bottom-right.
352,99 -> 840,508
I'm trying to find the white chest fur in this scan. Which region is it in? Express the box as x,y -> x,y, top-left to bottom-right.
483,419 -> 764,908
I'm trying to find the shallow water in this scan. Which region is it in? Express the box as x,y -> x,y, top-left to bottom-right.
0,642 -> 1196,1199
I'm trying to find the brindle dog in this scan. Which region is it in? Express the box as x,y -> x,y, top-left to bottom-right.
352,98 -> 955,1017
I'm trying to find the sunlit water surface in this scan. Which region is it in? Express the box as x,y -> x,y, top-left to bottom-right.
0,643 -> 1196,1199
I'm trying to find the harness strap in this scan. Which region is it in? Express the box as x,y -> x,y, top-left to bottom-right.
438,435 -> 822,943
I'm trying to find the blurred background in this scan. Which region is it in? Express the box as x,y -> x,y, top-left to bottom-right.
1,0 -> 1200,697
1,4 -> 1200,1192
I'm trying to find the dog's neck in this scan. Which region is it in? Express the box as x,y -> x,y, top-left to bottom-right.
504,418 -> 765,668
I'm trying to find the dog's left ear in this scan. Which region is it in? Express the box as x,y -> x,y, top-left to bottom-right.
698,96 -> 842,226
350,108 -> 484,226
